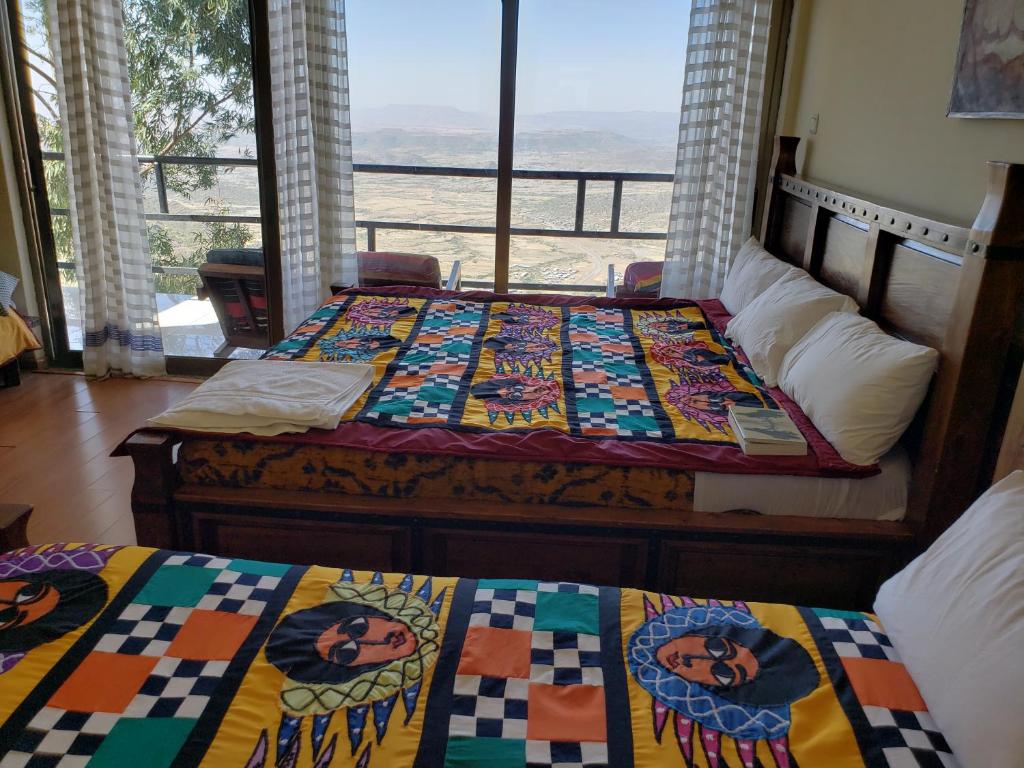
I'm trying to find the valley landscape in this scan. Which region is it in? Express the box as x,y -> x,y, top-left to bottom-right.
153,105 -> 678,291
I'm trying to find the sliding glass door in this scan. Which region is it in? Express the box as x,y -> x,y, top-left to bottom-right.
8,0 -> 276,365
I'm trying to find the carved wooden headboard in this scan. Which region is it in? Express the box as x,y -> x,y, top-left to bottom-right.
759,136 -> 1024,542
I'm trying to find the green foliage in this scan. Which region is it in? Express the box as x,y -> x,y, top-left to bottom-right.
26,0 -> 258,294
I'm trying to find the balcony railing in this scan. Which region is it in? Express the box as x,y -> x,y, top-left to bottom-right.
43,151 -> 673,292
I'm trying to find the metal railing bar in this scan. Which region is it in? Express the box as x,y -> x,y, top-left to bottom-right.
358,220 -> 667,240
611,179 -> 623,233
52,208 -> 667,240
55,261 -> 607,294
41,151 -> 674,183
56,261 -> 198,276
154,162 -> 169,214
574,179 -> 586,232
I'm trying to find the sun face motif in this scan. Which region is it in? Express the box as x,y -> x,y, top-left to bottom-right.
317,331 -> 402,363
636,311 -> 706,342
628,595 -> 819,768
665,381 -> 766,434
249,571 -> 445,768
0,544 -> 119,675
483,334 -> 558,375
345,298 -> 416,333
469,372 -> 562,425
491,304 -> 560,336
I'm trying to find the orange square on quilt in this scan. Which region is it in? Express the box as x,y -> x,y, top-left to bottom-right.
609,386 -> 647,401
389,375 -> 427,389
575,371 -> 608,385
569,332 -> 600,343
841,657 -> 927,711
601,342 -> 633,355
50,652 -> 157,713
457,627 -> 532,679
168,609 -> 258,660
527,683 -> 607,742
429,363 -> 467,376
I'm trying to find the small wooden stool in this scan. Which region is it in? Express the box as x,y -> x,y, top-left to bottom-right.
0,504 -> 32,550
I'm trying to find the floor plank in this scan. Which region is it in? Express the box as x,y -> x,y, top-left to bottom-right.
0,372 -> 197,546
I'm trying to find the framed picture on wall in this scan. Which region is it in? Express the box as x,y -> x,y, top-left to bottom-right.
948,0 -> 1024,118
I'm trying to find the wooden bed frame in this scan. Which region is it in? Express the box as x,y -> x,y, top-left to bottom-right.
117,137 -> 1024,610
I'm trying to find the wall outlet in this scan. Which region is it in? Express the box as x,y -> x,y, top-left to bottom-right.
809,113 -> 819,135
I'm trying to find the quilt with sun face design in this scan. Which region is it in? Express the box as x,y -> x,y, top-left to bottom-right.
0,544 -> 956,768
247,287 -> 869,477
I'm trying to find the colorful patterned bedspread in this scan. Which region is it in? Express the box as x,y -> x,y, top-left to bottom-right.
0,544 -> 955,767
249,287 -> 869,477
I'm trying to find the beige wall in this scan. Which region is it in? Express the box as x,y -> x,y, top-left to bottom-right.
779,0 -> 1024,227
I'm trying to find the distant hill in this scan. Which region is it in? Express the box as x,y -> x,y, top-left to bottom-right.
351,104 -> 679,146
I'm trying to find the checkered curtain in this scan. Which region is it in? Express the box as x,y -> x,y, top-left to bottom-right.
269,0 -> 358,333
48,0 -> 164,376
661,0 -> 772,299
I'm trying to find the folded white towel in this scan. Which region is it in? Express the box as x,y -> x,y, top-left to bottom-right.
147,360 -> 374,435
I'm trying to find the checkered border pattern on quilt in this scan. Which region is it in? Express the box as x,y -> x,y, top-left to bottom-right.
123,657 -> 229,719
862,706 -> 958,768
4,707 -> 119,767
820,615 -> 899,661
196,570 -> 281,615
526,739 -> 609,768
530,631 -> 603,686
449,675 -> 529,739
93,604 -> 192,656
469,588 -> 537,631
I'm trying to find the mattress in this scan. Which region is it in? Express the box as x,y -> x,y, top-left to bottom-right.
695,446 -> 911,521
0,543 -> 958,767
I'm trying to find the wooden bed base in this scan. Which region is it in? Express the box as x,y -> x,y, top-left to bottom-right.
118,138 -> 1024,610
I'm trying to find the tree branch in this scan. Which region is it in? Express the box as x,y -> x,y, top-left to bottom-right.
157,92 -> 234,157
31,90 -> 60,122
24,57 -> 59,91
25,45 -> 55,68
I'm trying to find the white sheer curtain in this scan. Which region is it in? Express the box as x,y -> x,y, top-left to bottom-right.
269,0 -> 359,333
661,0 -> 772,299
48,0 -> 164,377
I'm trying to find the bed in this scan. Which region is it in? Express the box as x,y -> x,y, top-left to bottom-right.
0,542 -> 962,768
3,465 -> 1022,768
0,308 -> 41,388
117,138 -> 1024,609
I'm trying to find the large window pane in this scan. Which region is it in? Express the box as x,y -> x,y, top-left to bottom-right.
511,0 -> 689,291
347,0 -> 501,288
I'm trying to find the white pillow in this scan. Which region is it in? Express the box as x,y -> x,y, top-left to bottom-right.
778,312 -> 938,465
874,470 -> 1024,768
719,237 -> 799,314
725,271 -> 859,387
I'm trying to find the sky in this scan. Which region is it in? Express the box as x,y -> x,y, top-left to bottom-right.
346,0 -> 692,116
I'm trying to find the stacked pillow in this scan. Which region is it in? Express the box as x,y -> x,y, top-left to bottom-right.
718,238 -> 939,467
725,271 -> 859,387
778,312 -> 938,466
718,237 -> 800,314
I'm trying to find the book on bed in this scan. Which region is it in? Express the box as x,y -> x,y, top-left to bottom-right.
728,404 -> 808,455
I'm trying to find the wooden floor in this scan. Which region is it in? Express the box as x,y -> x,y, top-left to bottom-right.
0,372 -> 197,545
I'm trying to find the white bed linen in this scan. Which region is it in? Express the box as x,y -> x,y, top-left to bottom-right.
693,445 -> 910,520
